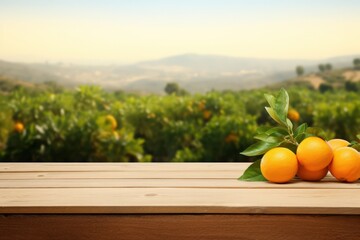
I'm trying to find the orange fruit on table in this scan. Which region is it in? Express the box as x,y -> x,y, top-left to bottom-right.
329,147 -> 360,183
296,137 -> 333,171
297,165 -> 328,181
261,147 -> 298,183
327,139 -> 350,151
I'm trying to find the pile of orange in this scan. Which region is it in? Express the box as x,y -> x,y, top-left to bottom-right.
260,137 -> 360,183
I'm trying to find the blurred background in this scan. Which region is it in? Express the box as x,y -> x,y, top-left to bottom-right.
1,0 -> 359,162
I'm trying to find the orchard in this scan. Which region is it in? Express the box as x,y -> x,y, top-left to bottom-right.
0,86 -> 359,163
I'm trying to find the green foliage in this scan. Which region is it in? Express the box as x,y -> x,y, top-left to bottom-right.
164,82 -> 188,96
344,81 -> 359,92
318,63 -> 333,72
325,63 -> 332,71
313,99 -> 360,140
199,115 -> 257,162
1,89 -> 149,162
353,58 -> 360,70
295,66 -> 305,76
319,83 -> 333,93
241,88 -> 308,160
318,64 -> 325,72
0,86 -> 359,162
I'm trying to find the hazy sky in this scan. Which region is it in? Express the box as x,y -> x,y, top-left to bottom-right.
1,0 -> 360,64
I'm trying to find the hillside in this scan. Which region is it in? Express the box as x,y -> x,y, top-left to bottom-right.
1,54 -> 359,93
0,60 -> 63,84
0,75 -> 63,94
0,75 -> 36,92
271,68 -> 360,91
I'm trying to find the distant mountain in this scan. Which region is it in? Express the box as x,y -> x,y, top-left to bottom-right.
138,54 -> 314,72
0,54 -> 359,93
0,60 -> 63,84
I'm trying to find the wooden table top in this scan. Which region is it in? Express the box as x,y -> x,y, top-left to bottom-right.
0,163 -> 359,215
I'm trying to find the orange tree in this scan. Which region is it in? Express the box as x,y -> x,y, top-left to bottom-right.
2,86 -> 149,162
0,85 -> 359,162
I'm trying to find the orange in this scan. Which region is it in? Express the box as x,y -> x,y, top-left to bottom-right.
203,110 -> 212,120
296,137 -> 333,171
287,109 -> 300,122
105,115 -> 117,130
261,147 -> 298,183
14,122 -> 24,133
297,165 -> 328,181
329,147 -> 360,182
225,133 -> 238,143
327,139 -> 350,151
198,101 -> 206,111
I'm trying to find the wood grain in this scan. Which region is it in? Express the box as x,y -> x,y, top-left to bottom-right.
0,170 -> 244,179
0,214 -> 359,240
1,188 -> 359,214
0,162 -> 249,172
0,163 -> 359,215
1,163 -> 359,239
0,178 -> 357,189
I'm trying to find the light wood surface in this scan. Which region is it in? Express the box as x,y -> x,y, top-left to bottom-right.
0,162 -> 249,172
0,163 -> 359,214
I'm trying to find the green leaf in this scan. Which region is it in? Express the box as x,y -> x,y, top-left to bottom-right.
256,126 -> 272,134
294,123 -> 308,143
254,134 -> 283,143
238,159 -> 267,181
253,133 -> 269,141
265,127 -> 288,137
295,133 -> 306,143
264,94 -> 276,109
357,134 -> 360,140
294,123 -> 308,137
349,141 -> 360,151
286,118 -> 293,130
282,88 -> 290,114
265,107 -> 283,125
279,142 -> 297,153
274,88 -> 289,125
35,125 -> 45,135
241,141 -> 282,156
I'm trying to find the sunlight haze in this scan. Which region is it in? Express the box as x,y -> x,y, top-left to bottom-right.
1,0 -> 360,64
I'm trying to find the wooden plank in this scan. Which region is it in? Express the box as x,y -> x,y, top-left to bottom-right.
0,169 -> 351,181
0,188 -> 359,214
0,163 -> 250,172
0,170 -> 349,181
0,170 -> 245,179
0,214 -> 359,240
0,178 -> 358,189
